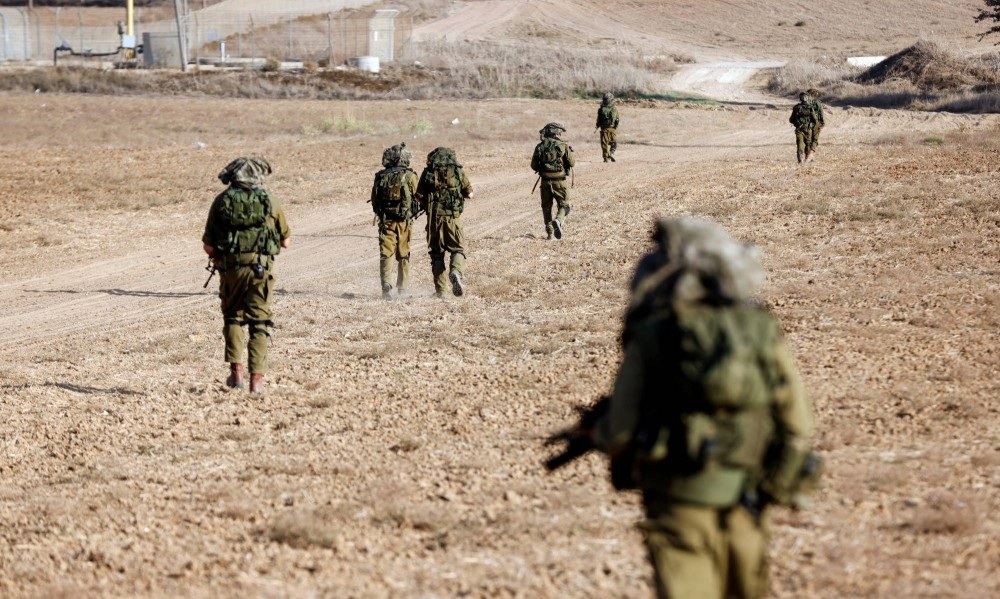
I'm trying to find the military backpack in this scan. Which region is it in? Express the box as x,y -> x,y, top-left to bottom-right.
534,138 -> 568,177
214,186 -> 282,257
598,105 -> 617,128
374,167 -> 415,221
422,148 -> 465,216
620,303 -> 819,507
792,103 -> 817,128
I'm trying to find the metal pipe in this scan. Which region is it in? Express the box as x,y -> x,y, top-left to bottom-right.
15,8 -> 28,61
172,0 -> 188,71
0,12 -> 8,62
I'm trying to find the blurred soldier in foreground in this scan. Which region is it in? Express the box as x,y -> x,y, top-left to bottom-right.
202,157 -> 292,394
789,91 -> 820,163
546,217 -> 820,599
806,88 -> 826,157
596,92 -> 620,163
531,122 -> 575,240
371,142 -> 419,300
415,147 -> 473,297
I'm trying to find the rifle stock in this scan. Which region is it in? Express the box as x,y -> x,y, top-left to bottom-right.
543,395 -> 610,472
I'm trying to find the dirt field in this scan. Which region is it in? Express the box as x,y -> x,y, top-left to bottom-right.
2,1 -> 999,599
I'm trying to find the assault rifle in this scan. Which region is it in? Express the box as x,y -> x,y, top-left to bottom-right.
203,257 -> 217,288
543,395 -> 610,471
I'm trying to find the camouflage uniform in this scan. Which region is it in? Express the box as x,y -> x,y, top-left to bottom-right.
531,122 -> 575,240
593,218 -> 817,599
596,92 -> 620,162
789,92 -> 819,163
807,88 -> 825,154
371,143 -> 419,299
415,147 -> 473,297
202,157 -> 291,393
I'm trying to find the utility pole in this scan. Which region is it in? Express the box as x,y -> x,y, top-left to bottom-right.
173,0 -> 189,71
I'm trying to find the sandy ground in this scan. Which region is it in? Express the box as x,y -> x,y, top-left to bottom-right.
1,1 -> 999,598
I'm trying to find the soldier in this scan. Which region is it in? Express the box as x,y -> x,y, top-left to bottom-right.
588,218 -> 819,599
371,142 -> 419,300
789,91 -> 820,163
415,147 -> 473,298
202,157 -> 292,394
596,91 -> 620,163
531,122 -> 575,240
807,87 -> 826,157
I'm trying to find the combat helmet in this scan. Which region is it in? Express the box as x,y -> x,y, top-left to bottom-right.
629,217 -> 764,306
799,91 -> 810,102
540,122 -> 567,139
218,156 -> 272,188
602,92 -> 614,105
381,142 -> 412,168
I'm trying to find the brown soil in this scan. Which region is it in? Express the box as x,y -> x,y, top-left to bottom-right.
1,2 -> 999,599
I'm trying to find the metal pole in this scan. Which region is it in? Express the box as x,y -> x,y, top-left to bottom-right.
286,18 -> 291,61
34,8 -> 41,58
76,9 -> 82,53
173,0 -> 188,71
327,12 -> 332,66
125,0 -> 135,59
0,12 -> 8,62
15,8 -> 28,61
250,14 -> 255,68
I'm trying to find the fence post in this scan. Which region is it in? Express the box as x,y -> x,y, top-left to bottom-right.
33,8 -> 41,58
286,17 -> 291,61
327,12 -> 332,66
0,12 -> 8,62
76,8 -> 82,52
250,14 -> 255,68
15,8 -> 28,61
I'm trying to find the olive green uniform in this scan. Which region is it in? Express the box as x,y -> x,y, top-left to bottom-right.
371,168 -> 419,295
416,159 -> 473,296
594,304 -> 814,599
789,100 -> 819,162
596,102 -> 620,162
202,195 -> 291,375
809,98 -> 825,152
531,138 -> 575,238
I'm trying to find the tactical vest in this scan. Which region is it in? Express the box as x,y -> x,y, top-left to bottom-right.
792,103 -> 816,128
598,105 -> 617,128
627,303 -> 784,506
214,186 -> 281,257
373,167 -> 414,221
534,138 -> 568,178
422,164 -> 465,217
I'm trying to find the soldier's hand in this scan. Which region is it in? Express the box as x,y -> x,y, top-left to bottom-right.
281,238 -> 292,249
203,243 -> 215,257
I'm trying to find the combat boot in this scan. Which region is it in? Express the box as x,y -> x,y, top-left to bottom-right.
226,363 -> 246,389
249,373 -> 266,394
796,152 -> 803,164
806,152 -> 815,163
609,154 -> 616,162
449,271 -> 465,297
552,219 -> 563,239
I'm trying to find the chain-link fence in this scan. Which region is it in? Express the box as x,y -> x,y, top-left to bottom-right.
0,2 -> 414,67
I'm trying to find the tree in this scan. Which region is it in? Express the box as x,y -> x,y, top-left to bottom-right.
976,0 -> 1000,41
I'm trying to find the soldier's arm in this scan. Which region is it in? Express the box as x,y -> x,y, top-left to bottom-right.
564,144 -> 576,169
816,103 -> 825,127
530,145 -> 542,173
771,336 -> 815,448
460,169 -> 474,200
370,173 -> 380,212
612,106 -> 620,128
593,340 -> 644,456
271,201 -> 293,248
201,193 -> 224,253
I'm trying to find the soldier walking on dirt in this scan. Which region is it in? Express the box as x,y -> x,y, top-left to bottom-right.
202,157 -> 291,394
596,92 -> 620,163
371,142 -> 419,300
789,91 -> 820,163
531,122 -> 575,240
807,87 -> 826,157
415,147 -> 473,298
552,218 -> 820,599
